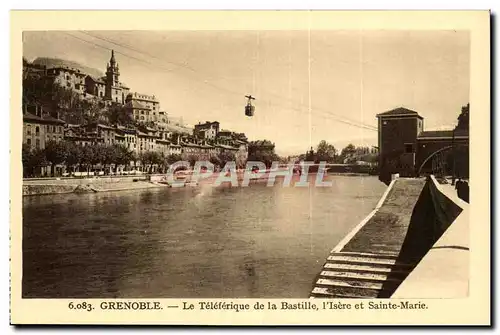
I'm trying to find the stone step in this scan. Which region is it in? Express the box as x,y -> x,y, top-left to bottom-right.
327,255 -> 414,268
327,255 -> 397,265
334,251 -> 399,260
315,278 -> 383,290
323,262 -> 411,276
324,262 -> 391,273
310,286 -> 379,298
319,270 -> 398,282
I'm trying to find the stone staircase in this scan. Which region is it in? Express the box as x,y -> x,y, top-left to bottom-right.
310,251 -> 415,298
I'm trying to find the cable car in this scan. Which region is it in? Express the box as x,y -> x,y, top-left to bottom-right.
245,95 -> 255,117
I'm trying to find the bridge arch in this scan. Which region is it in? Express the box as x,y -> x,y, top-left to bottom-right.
417,144 -> 468,176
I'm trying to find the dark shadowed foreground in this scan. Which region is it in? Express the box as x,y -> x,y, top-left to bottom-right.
23,175 -> 386,298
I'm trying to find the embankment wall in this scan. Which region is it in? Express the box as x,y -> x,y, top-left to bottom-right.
391,176 -> 469,298
23,184 -> 77,196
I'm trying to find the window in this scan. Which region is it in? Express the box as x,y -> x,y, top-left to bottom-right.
404,143 -> 414,154
26,125 -> 31,135
53,126 -> 56,132
100,92 -> 103,97
35,139 -> 40,149
35,126 -> 40,135
27,138 -> 31,145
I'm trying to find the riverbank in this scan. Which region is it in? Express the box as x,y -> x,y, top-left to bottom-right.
23,178 -> 166,196
310,175 -> 467,298
23,170 -> 374,196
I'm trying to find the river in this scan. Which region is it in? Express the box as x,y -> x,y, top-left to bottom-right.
22,175 -> 387,298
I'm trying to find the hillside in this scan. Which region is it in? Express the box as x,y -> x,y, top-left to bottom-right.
31,57 -> 104,78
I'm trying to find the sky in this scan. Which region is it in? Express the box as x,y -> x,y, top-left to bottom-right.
23,30 -> 470,156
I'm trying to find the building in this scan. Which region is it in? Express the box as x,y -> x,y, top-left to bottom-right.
64,125 -> 104,147
194,121 -> 220,140
85,76 -> 106,99
125,92 -> 160,123
23,104 -> 66,150
377,106 -> 469,184
103,50 -> 130,104
46,66 -> 87,96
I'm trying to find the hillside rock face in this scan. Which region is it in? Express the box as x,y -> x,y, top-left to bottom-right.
31,57 -> 104,78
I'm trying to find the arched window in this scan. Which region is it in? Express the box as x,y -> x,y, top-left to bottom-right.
35,126 -> 40,135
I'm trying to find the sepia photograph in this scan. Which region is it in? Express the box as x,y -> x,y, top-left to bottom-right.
10,10 -> 490,325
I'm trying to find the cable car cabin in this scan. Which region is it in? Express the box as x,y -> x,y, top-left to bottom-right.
245,104 -> 255,117
244,95 -> 256,117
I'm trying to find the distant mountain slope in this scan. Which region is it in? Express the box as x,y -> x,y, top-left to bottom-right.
31,57 -> 104,78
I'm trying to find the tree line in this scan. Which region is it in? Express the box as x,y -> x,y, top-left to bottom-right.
297,140 -> 378,164
22,140 -> 249,178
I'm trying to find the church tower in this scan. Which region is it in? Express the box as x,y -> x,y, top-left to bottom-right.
104,50 -> 123,104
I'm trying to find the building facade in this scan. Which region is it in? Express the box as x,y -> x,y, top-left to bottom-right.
23,104 -> 66,150
377,107 -> 469,184
194,121 -> 220,140
125,92 -> 160,123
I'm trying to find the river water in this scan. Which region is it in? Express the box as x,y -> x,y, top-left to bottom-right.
22,175 -> 386,298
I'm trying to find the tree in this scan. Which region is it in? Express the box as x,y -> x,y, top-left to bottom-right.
340,143 -> 357,164
185,154 -> 198,168
65,142 -> 82,175
88,145 -> 105,175
113,144 -> 134,173
316,140 -> 337,163
248,140 -> 279,168
130,151 -> 139,171
101,145 -> 119,175
44,140 -> 68,176
106,104 -> 134,126
167,154 -> 182,165
218,151 -> 236,167
305,147 -> 315,162
22,144 -> 33,173
79,145 -> 94,176
456,103 -> 469,131
149,151 -> 163,173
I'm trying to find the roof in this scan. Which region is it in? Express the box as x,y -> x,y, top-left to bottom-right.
182,142 -> 202,148
376,107 -> 422,118
23,112 -> 66,124
125,100 -> 150,110
195,121 -> 220,128
418,129 -> 469,139
217,144 -> 238,150
87,76 -> 106,85
137,131 -> 157,138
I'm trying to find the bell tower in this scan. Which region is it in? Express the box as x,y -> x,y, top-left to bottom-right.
105,50 -> 123,103
106,50 -> 120,87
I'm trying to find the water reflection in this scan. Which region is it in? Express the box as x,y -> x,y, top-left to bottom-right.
23,175 -> 386,298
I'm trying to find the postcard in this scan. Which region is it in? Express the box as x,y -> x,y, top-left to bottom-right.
10,10 -> 490,325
